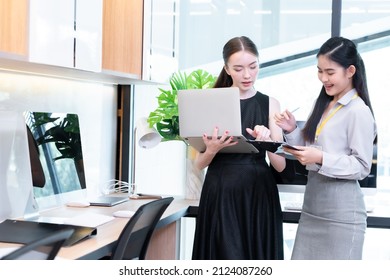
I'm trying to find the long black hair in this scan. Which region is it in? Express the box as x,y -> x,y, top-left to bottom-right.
214,36 -> 259,88
303,36 -> 375,143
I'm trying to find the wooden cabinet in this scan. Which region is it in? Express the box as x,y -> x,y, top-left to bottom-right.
102,0 -> 143,78
0,0 -> 102,71
0,0 -> 28,56
0,0 -> 147,83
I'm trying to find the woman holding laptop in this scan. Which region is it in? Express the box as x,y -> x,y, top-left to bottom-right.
192,36 -> 286,260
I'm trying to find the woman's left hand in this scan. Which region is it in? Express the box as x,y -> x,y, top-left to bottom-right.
284,146 -> 323,165
246,125 -> 272,141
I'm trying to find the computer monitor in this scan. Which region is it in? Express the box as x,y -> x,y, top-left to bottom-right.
24,111 -> 87,210
272,121 -> 377,196
0,111 -> 88,221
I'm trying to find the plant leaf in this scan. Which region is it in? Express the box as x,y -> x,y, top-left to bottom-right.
170,71 -> 188,90
187,69 -> 216,89
156,117 -> 181,141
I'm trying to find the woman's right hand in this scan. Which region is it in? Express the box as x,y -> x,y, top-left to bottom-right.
274,109 -> 297,134
203,126 -> 237,154
195,127 -> 237,170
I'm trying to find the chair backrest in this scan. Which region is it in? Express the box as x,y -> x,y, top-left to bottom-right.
111,197 -> 174,260
1,228 -> 74,260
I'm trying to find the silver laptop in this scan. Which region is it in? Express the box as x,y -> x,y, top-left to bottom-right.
89,196 -> 129,207
178,87 -> 258,154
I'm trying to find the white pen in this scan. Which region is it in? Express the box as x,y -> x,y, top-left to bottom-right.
290,107 -> 300,113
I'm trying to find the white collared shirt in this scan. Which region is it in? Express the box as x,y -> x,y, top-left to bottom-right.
285,88 -> 377,180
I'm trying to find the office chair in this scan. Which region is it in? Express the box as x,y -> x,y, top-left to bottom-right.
1,229 -> 74,260
110,197 -> 174,260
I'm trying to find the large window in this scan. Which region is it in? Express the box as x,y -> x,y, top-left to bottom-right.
138,0 -> 390,194
176,0 -> 332,70
341,0 -> 390,40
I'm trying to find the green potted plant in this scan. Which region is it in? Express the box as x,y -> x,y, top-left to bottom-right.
147,69 -> 216,199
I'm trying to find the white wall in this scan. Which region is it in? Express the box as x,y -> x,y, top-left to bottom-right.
133,84 -> 187,197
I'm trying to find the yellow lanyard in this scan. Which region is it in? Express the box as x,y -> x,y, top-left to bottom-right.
315,94 -> 358,142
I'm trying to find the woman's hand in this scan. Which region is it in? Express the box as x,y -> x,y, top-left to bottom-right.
195,127 -> 238,170
202,127 -> 237,154
246,125 -> 272,141
274,109 -> 297,134
283,146 -> 323,166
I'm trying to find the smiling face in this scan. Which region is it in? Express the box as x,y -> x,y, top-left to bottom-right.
317,54 -> 356,101
224,50 -> 259,96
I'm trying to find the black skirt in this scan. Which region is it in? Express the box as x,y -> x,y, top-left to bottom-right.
192,153 -> 284,260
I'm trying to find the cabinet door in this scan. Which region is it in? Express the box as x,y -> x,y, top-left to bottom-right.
0,0 -> 28,56
74,0 -> 103,72
29,0 -> 75,68
102,0 -> 143,77
29,0 -> 102,71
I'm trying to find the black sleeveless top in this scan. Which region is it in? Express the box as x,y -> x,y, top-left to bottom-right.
212,91 -> 269,163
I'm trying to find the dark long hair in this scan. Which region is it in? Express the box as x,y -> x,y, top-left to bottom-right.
214,36 -> 259,88
303,36 -> 375,143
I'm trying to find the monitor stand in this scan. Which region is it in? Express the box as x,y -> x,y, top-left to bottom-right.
23,190 -> 40,220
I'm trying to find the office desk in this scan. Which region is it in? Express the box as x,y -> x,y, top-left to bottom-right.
0,197 -> 198,260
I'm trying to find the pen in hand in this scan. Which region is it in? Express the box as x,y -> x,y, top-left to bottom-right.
280,107 -> 299,119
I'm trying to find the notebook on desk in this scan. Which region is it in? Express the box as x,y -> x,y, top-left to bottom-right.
178,87 -> 259,154
0,219 -> 97,247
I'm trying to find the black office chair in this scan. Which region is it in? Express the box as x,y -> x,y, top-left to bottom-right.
110,197 -> 174,260
1,229 -> 74,260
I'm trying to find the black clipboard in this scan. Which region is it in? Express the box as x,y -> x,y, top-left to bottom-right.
247,140 -> 302,153
184,136 -> 259,154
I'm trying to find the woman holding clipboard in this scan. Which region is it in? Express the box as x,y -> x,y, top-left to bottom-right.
275,37 -> 377,260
